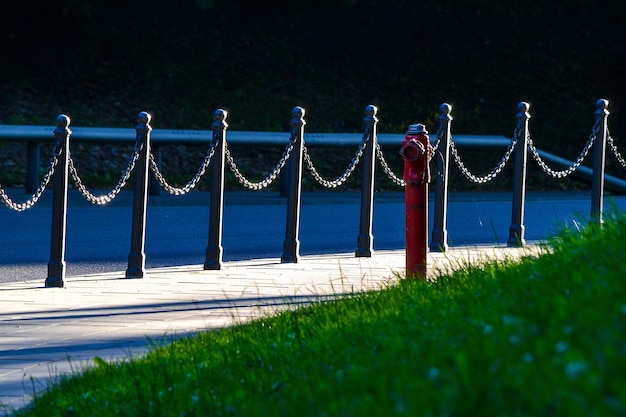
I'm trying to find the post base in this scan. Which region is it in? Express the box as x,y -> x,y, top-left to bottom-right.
124,269 -> 145,279
204,246 -> 223,270
46,262 -> 65,288
44,276 -> 64,288
507,225 -> 526,247
281,239 -> 300,264
355,233 -> 373,257
430,229 -> 448,252
125,252 -> 146,278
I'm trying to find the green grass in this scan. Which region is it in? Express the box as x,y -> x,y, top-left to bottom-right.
10,214 -> 626,416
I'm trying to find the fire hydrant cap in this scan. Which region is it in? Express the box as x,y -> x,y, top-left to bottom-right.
406,124 -> 428,135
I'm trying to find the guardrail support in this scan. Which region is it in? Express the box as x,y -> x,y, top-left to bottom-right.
355,105 -> 378,257
45,115 -> 71,288
26,142 -> 40,194
281,106 -> 306,263
508,102 -> 530,247
591,98 -> 609,224
125,112 -> 152,278
204,109 -> 228,270
431,103 -> 452,252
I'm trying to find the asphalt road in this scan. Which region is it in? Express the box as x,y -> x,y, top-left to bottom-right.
2,190 -> 625,283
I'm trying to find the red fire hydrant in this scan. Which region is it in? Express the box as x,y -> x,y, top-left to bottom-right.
400,123 -> 431,278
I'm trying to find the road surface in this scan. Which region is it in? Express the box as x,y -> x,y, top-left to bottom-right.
1,190 -> 624,283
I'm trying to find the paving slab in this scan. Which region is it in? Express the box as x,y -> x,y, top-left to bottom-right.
0,245 -> 543,411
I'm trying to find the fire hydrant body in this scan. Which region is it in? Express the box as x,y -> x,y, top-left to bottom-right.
400,124 -> 431,278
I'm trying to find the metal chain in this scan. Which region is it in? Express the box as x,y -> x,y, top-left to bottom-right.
0,143 -> 63,212
149,141 -> 217,195
450,126 -> 518,184
527,120 -> 598,179
69,144 -> 141,205
303,131 -> 369,188
607,129 -> 626,170
225,132 -> 296,190
431,123 -> 444,154
376,143 -> 405,187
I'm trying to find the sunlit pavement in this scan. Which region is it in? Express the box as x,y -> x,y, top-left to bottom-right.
0,244 -> 543,410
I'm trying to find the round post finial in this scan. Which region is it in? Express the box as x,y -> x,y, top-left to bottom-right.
292,106 -> 305,120
213,108 -> 228,122
364,104 -> 379,125
365,104 -> 378,117
516,102 -> 531,121
136,111 -> 152,133
517,101 -> 530,113
290,106 -> 306,128
137,111 -> 152,125
438,103 -> 452,121
212,109 -> 228,129
55,114 -> 71,129
595,98 -> 609,116
54,114 -> 72,136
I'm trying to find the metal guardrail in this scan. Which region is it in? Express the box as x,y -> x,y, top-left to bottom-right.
0,124 -> 508,145
2,125 -> 625,194
0,124 -> 516,194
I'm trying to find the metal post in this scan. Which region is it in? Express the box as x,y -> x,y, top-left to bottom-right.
355,105 -> 378,257
204,109 -> 228,270
281,106 -> 306,263
125,112 -> 152,279
26,142 -> 40,194
45,115 -> 71,288
591,98 -> 609,224
430,103 -> 452,252
508,102 -> 530,247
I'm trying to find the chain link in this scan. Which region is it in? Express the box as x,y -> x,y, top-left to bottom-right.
303,131 -> 369,188
149,141 -> 217,195
607,129 -> 626,170
376,143 -> 405,187
450,125 -> 519,184
0,143 -> 63,211
225,132 -> 296,190
527,119 -> 598,179
430,123 -> 444,154
69,144 -> 141,205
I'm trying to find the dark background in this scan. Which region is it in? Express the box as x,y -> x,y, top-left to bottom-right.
0,0 -> 624,190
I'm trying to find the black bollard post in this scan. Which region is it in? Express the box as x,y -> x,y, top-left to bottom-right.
204,109 -> 228,270
430,103 -> 452,252
508,102 -> 530,247
281,106 -> 305,263
45,115 -> 71,288
591,99 -> 609,224
355,105 -> 378,257
125,112 -> 152,279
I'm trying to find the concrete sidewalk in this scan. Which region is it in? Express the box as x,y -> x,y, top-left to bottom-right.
0,245 -> 543,411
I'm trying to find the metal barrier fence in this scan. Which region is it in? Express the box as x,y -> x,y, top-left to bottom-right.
429,99 -> 614,251
0,99 -> 622,286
